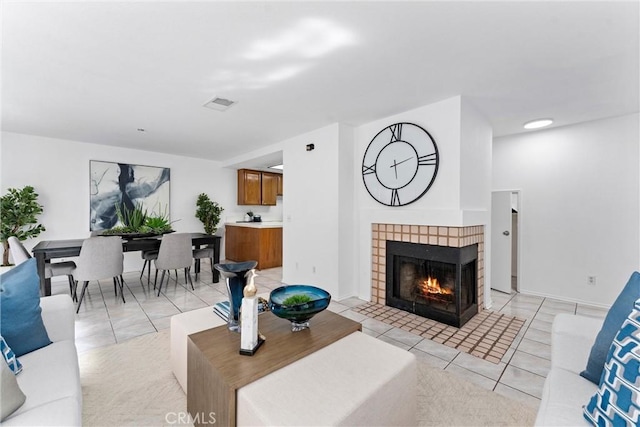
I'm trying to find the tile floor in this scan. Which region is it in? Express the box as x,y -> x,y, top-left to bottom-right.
51,265 -> 609,411
352,302 -> 526,363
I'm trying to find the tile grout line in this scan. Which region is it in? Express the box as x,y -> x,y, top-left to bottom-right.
493,295 -> 547,392
123,276 -> 163,333
355,301 -> 523,364
96,279 -> 118,343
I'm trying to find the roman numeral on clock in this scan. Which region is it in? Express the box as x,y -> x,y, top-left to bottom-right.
391,189 -> 401,206
390,123 -> 403,142
362,164 -> 376,175
418,153 -> 437,166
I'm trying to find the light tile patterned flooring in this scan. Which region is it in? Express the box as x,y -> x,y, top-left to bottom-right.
352,302 -> 525,363
50,265 -> 609,411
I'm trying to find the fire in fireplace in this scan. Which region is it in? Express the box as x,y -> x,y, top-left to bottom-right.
386,241 -> 478,327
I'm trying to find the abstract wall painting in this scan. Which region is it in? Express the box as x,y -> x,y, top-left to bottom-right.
89,160 -> 170,231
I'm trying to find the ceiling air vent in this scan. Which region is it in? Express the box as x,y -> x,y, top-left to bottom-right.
203,97 -> 236,111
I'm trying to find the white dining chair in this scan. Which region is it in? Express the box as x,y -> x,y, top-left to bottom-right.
140,249 -> 158,283
8,236 -> 77,301
192,246 -> 214,280
72,236 -> 125,313
154,233 -> 194,296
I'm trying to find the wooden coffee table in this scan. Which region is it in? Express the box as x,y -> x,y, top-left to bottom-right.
187,310 -> 361,427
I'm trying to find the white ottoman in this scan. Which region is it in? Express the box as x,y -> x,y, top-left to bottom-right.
170,307 -> 226,392
237,331 -> 417,426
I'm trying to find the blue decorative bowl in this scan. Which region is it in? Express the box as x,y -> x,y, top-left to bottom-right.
269,285 -> 331,331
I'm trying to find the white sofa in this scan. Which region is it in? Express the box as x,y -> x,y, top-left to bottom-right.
535,313 -> 603,426
1,295 -> 82,426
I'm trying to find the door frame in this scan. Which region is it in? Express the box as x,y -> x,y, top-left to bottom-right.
511,190 -> 522,293
490,189 -> 522,293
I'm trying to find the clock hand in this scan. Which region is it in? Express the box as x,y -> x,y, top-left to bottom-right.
391,160 -> 399,179
389,157 -> 413,168
390,157 -> 413,179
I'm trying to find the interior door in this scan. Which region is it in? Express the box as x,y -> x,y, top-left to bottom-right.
491,191 -> 512,293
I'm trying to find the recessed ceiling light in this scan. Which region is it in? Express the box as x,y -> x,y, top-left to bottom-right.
269,164 -> 284,170
204,97 -> 236,111
137,128 -> 145,132
523,119 -> 553,130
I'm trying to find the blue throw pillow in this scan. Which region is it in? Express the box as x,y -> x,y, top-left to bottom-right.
0,258 -> 51,357
0,336 -> 22,374
583,298 -> 640,426
581,272 -> 640,384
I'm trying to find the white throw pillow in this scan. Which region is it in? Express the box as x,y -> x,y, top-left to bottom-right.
0,360 -> 26,421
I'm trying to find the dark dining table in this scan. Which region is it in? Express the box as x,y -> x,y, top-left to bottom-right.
32,233 -> 221,296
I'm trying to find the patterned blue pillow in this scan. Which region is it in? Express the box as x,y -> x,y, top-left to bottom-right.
0,336 -> 23,375
581,272 -> 640,384
583,298 -> 640,426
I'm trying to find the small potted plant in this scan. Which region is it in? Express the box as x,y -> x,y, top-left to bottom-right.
195,193 -> 224,235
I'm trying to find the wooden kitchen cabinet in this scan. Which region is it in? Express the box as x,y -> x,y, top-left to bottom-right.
261,172 -> 278,205
237,169 -> 281,206
237,169 -> 262,205
276,173 -> 283,196
225,225 -> 283,270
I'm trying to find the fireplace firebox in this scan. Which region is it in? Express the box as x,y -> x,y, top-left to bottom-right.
386,241 -> 478,327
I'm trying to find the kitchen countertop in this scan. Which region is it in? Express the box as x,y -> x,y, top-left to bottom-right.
225,221 -> 283,229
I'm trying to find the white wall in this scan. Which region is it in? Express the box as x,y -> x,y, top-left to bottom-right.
493,114 -> 640,306
222,123 -> 356,299
460,99 -> 493,212
460,100 -> 493,305
280,124 -> 343,297
356,97 -> 464,218
1,132 -> 236,270
337,123 -> 357,298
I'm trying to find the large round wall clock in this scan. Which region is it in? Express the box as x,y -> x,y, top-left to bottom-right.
362,122 -> 439,207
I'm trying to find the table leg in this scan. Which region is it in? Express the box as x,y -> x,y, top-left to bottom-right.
34,252 -> 51,296
213,239 -> 220,283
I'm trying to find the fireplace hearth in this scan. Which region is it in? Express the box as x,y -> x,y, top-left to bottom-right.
386,240 -> 478,327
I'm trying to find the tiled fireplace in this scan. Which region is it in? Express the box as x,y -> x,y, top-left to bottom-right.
370,224 -> 485,323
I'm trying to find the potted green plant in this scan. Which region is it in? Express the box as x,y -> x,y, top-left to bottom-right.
0,186 -> 46,266
101,202 -> 176,236
195,193 -> 224,235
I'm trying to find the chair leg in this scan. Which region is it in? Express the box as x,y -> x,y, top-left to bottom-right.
154,269 -> 159,289
195,259 -> 201,280
117,276 -> 126,303
76,281 -> 89,314
68,275 -> 77,302
186,267 -> 194,290
73,280 -> 78,302
113,277 -> 118,296
140,260 -> 147,281
184,268 -> 188,284
157,270 -> 166,296
147,260 -> 152,284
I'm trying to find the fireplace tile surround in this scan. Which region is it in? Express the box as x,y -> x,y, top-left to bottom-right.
370,223 -> 485,312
